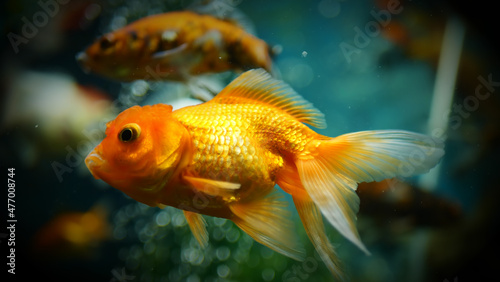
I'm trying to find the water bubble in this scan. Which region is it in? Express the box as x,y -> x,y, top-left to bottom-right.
84,3 -> 101,21
110,16 -> 127,30
125,203 -> 138,218
288,64 -> 314,88
183,247 -> 205,265
318,0 -> 341,18
262,268 -> 275,281
213,217 -> 227,227
129,244 -> 143,259
134,218 -> 146,235
144,241 -> 156,254
138,231 -> 150,243
216,246 -> 231,261
172,212 -> 186,227
141,222 -> 158,239
271,44 -> 283,56
114,209 -> 129,224
178,262 -> 191,276
233,248 -> 249,264
131,80 -> 149,97
113,226 -> 127,240
239,234 -> 253,250
302,51 -> 308,57
192,252 -> 205,265
226,227 -> 240,243
217,264 -> 230,278
155,210 -> 171,226
260,247 -> 274,259
213,228 -> 225,241
220,221 -> 233,232
137,203 -> 150,213
186,274 -> 200,282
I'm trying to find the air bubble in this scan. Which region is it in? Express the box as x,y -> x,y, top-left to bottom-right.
217,264 -> 230,278
216,246 -> 230,261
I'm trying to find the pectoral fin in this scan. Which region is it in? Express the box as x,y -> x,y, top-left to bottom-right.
183,210 -> 208,248
152,43 -> 188,59
183,175 -> 240,198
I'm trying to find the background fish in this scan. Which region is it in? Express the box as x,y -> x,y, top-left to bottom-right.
85,69 -> 444,280
32,204 -> 111,259
76,11 -> 273,83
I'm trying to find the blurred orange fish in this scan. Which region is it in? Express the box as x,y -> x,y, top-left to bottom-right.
77,11 -> 272,82
33,204 -> 110,259
85,69 -> 444,280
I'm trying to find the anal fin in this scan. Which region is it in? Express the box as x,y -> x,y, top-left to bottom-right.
230,190 -> 305,261
293,194 -> 346,281
152,43 -> 188,59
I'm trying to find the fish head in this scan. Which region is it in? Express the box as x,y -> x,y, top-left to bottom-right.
76,28 -> 149,81
85,104 -> 190,206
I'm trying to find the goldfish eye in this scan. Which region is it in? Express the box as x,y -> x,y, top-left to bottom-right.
100,35 -> 115,50
129,31 -> 138,41
119,123 -> 141,143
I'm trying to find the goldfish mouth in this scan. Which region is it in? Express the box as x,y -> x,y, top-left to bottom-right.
85,151 -> 105,180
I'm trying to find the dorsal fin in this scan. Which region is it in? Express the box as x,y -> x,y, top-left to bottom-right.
211,69 -> 327,129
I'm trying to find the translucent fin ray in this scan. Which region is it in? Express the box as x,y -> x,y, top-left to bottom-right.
293,194 -> 346,281
296,130 -> 444,253
183,175 -> 240,198
184,210 -> 209,248
211,69 -> 326,129
230,190 -> 305,261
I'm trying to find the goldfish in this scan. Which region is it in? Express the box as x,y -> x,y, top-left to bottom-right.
33,204 -> 110,258
77,11 -> 272,83
85,69 -> 444,280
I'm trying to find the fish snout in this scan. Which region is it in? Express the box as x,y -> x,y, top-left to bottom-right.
85,149 -> 105,179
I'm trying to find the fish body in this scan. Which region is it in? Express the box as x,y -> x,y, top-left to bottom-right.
33,204 -> 110,258
77,11 -> 272,82
86,69 -> 444,280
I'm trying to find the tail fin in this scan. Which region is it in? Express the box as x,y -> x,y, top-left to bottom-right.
296,130 -> 444,254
